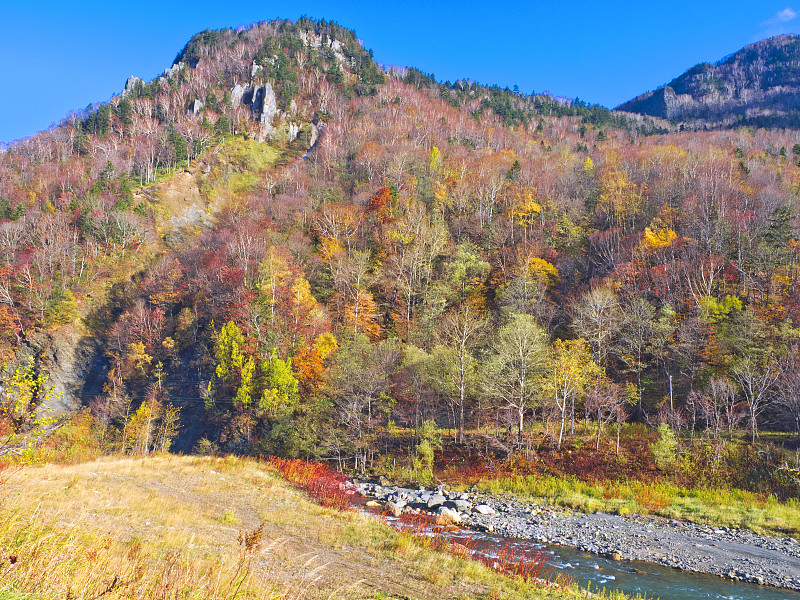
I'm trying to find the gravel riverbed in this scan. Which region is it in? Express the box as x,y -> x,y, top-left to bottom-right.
353,480 -> 800,591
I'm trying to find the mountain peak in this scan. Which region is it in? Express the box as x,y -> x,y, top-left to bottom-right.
616,33 -> 800,128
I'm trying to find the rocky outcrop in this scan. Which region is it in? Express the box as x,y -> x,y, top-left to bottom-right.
231,84 -> 247,108
229,82 -> 284,143
163,62 -> 186,80
617,34 -> 800,128
122,62 -> 185,99
15,324 -> 108,416
121,76 -> 144,98
617,86 -> 696,121
297,31 -> 347,65
252,84 -> 277,142
227,80 -> 316,147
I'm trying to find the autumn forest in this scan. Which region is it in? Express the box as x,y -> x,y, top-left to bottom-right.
1,19 -> 799,502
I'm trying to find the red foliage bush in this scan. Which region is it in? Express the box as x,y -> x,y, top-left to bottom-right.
269,457 -> 357,511
391,513 -> 554,583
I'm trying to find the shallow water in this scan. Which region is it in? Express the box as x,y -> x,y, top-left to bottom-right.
383,514 -> 800,600
479,533 -> 800,600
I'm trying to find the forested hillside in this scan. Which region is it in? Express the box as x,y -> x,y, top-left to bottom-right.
0,19 -> 798,495
618,34 -> 800,129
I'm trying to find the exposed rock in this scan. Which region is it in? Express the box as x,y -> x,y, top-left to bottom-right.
192,99 -> 203,115
287,122 -> 300,142
618,86 -> 696,121
121,76 -> 144,98
253,84 -> 277,142
445,499 -> 472,512
384,500 -> 403,518
164,62 -> 186,80
230,85 -> 247,109
308,122 -> 319,148
472,504 -> 497,516
18,326 -> 94,415
169,204 -> 214,229
227,82 -> 280,141
427,493 -> 446,508
436,506 -> 461,525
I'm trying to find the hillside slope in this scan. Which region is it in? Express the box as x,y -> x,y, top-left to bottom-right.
617,34 -> 800,127
1,19 -> 800,488
0,455 -> 578,599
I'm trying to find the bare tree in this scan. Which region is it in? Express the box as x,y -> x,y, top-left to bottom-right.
616,297 -> 656,418
434,302 -> 487,443
732,355 -> 779,443
572,282 -> 621,369
484,313 -> 548,444
776,348 -> 800,437
585,380 -> 627,452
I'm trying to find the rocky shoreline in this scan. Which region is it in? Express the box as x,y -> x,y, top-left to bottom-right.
352,480 -> 800,591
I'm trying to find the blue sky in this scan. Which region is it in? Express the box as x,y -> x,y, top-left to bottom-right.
1,1 -> 798,142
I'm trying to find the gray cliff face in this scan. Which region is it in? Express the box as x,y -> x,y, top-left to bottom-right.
163,62 -> 186,79
15,324 -> 107,416
252,84 -> 278,142
229,82 -> 279,142
121,76 -> 144,99
230,84 -> 247,108
228,66 -> 313,146
617,34 -> 800,127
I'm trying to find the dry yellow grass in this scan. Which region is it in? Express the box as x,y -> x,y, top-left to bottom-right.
0,456 -> 595,600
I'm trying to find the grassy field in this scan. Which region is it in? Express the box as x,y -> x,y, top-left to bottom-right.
470,474 -> 800,536
0,455 -> 641,600
426,424 -> 800,537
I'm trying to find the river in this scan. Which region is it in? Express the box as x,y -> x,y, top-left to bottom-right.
383,514 -> 800,600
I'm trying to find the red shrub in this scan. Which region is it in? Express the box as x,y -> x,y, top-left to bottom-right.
391,513 -> 553,583
268,458 -> 357,511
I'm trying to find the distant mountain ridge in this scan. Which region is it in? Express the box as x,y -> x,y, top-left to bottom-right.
616,34 -> 800,128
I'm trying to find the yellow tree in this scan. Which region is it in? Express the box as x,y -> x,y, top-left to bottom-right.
257,247 -> 291,340
527,257 -> 560,288
258,351 -> 300,419
125,393 -> 161,455
505,185 -> 541,244
542,339 -> 600,449
0,358 -> 58,451
214,321 -> 245,381
597,156 -> 643,231
292,333 -> 338,396
127,341 -> 152,376
154,403 -> 181,452
256,248 -> 327,352
289,274 -> 328,348
344,289 -> 381,340
641,227 -> 677,253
